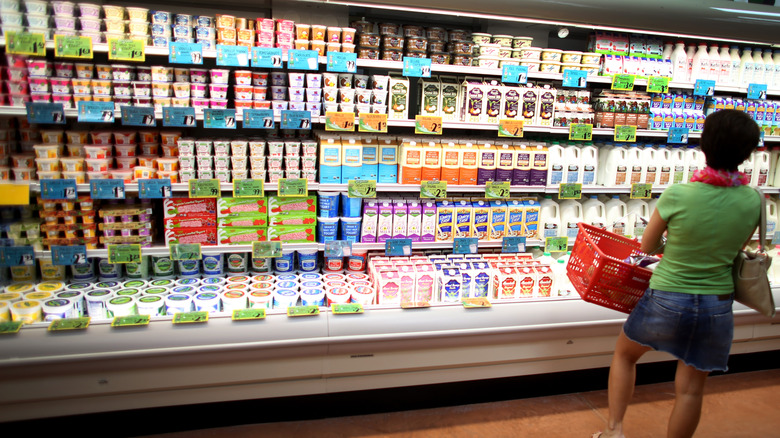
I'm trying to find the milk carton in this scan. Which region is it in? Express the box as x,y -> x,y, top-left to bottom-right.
415,263 -> 436,302
513,143 -> 531,186
389,76 -> 410,119
421,141 -> 442,181
421,200 -> 437,242
341,138 -> 363,182
471,261 -> 493,298
440,76 -> 461,122
319,138 -> 342,183
505,199 -> 525,237
455,262 -> 475,298
517,266 -> 537,298
492,266 -> 519,299
460,78 -> 485,123
535,265 -> 555,297
472,200 -> 490,240
378,269 -> 401,305
489,200 -> 508,240
407,200 -> 422,241
459,142 -> 479,185
536,84 -> 556,127
522,198 -> 540,239
418,77 -> 441,117
361,138 -> 379,181
495,143 -> 515,182
476,142 -> 497,185
377,200 -> 394,242
399,140 -> 423,184
520,85 -> 538,126
501,86 -> 522,120
441,141 -> 461,185
454,199 -> 473,238
392,200 -> 408,239
396,263 -> 417,303
484,80 -> 504,124
530,143 -> 549,186
436,200 -> 455,241
361,200 -> 379,243
377,137 -> 399,183
439,267 -> 463,302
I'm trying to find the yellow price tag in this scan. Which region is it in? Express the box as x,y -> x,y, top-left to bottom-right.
358,113 -> 388,133
325,111 -> 356,131
498,119 -> 524,138
415,115 -> 443,135
0,184 -> 30,205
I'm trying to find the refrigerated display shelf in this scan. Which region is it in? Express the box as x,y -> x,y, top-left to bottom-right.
26,181 -> 320,193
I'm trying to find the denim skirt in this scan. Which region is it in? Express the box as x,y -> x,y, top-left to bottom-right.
623,288 -> 734,372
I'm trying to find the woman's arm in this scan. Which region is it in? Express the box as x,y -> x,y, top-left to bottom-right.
641,209 -> 668,255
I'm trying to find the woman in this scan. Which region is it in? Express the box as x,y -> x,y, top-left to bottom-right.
597,109 -> 762,438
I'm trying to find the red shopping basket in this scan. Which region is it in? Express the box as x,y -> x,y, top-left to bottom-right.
566,223 -> 653,313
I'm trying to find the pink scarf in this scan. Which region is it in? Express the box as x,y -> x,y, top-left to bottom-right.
689,166 -> 750,187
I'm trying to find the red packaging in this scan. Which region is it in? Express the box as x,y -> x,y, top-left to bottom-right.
164,227 -> 218,245
163,198 -> 217,218
164,214 -> 218,229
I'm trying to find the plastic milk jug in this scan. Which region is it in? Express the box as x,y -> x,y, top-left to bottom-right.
690,43 -> 709,82
728,46 -> 742,86
538,196 -> 561,239
626,198 -> 649,237
319,138 -> 342,183
627,144 -> 644,184
707,44 -> 721,82
440,141 -> 461,185
421,141 -> 442,181
605,195 -> 628,236
581,144 -> 599,186
752,48 -> 765,85
671,41 -> 688,82
563,144 -> 582,184
671,146 -> 686,184
656,145 -> 672,187
599,144 -> 628,186
684,146 -> 701,182
739,47 -> 754,86
762,48 -> 775,85
738,150 -> 755,185
753,148 -> 770,187
459,142 -> 479,185
772,245 -> 780,285
547,143 -> 565,186
399,140 -> 423,184
582,196 -> 607,229
559,199 -> 583,241
718,45 -> 732,84
765,196 -> 778,235
640,144 -> 658,185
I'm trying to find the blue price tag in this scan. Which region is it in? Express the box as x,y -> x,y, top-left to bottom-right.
203,108 -> 237,129
162,106 -> 196,127
385,238 -> 412,257
325,240 -> 353,257
251,47 -> 284,68
41,179 -> 77,200
501,236 -> 526,253
51,245 -> 87,266
90,179 -> 125,199
326,51 -> 357,73
501,64 -> 528,84
243,109 -> 275,129
747,83 -> 768,100
77,101 -> 115,123
120,105 -> 156,127
694,79 -> 716,96
453,237 -> 478,254
281,110 -> 312,130
215,44 -> 249,67
772,231 -> 780,245
26,102 -> 65,124
138,178 -> 172,199
288,49 -> 319,70
667,127 -> 689,144
169,41 -> 203,65
403,57 -> 432,77
1,246 -> 35,267
759,131 -> 765,147
562,69 -> 588,88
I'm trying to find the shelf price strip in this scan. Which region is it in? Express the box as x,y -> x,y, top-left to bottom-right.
252,241 -> 282,258
173,311 -> 208,324
112,315 -> 151,327
502,236 -> 526,253
188,179 -> 221,198
325,111 -> 355,132
332,303 -> 364,314
169,243 -> 201,261
107,244 -> 141,264
485,181 -> 510,198
611,74 -> 635,91
545,236 -> 569,253
631,183 -> 653,199
287,306 -> 320,317
415,115 -> 443,135
558,183 -> 582,200
54,35 -> 93,58
232,308 -> 266,321
277,178 -> 308,197
5,31 -> 45,56
347,180 -> 376,198
108,38 -> 145,62
569,123 -> 592,141
48,317 -> 90,331
646,76 -> 670,93
233,179 -> 264,198
498,119 -> 523,138
26,102 -> 66,125
614,125 -> 637,142
420,180 -> 446,198
358,113 -> 387,133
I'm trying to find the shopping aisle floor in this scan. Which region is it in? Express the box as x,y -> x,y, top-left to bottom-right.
142,368 -> 780,438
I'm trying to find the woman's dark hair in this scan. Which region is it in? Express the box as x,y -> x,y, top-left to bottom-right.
700,109 -> 761,171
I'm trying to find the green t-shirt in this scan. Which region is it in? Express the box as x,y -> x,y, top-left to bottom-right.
649,182 -> 760,295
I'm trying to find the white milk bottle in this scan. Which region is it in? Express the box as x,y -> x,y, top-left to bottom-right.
627,144 -> 644,184
762,49 -> 775,86
770,148 -> 780,188
626,198 -> 650,238
605,195 -> 627,236
539,196 -> 561,239
671,41 -> 688,82
773,50 -> 780,88
690,43 -> 709,82
671,145 -> 686,184
772,245 -> 780,286
559,199 -> 583,241
582,196 -> 607,229
538,251 -> 555,266
662,42 -> 673,60
640,144 -> 658,185
683,145 -> 701,182
752,48 -> 765,85
547,142 -> 565,186
739,47 -> 754,86
656,144 -> 672,187
551,259 -> 569,297
753,147 -> 770,187
765,195 -> 778,235
718,45 -> 732,85
564,144 -> 582,184
739,151 -> 755,185
707,44 -> 721,82
729,46 -> 742,86
581,143 -> 599,186
599,143 -> 628,186
686,44 -> 696,82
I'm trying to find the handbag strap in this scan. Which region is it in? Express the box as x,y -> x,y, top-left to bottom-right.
755,187 -> 767,252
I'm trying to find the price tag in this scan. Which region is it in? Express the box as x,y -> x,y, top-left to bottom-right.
545,236 -> 569,253
562,69 -> 588,88
287,305 -> 320,317
759,131 -> 765,148
324,111 -> 355,131
502,236 -> 526,253
161,106 -> 196,127
401,301 -> 431,309
121,106 -> 156,127
420,180 -> 447,198
0,184 -> 30,205
48,317 -> 90,331
631,183 -> 653,199
462,297 -> 492,308
332,303 -> 364,314
747,83 -> 768,100
325,240 -> 352,257
278,178 -> 308,197
5,31 -> 45,56
569,123 -> 593,141
51,245 -> 87,266
646,76 -> 670,93
252,241 -> 282,258
138,178 -> 172,198
243,109 -> 275,129
233,179 -> 264,198
614,125 -> 638,142
347,179 -> 376,198
498,119 -> 523,138
501,64 -> 529,84
559,183 -> 582,200
281,110 -> 312,130
415,115 -> 443,135
26,102 -> 65,125
77,101 -> 115,123
172,311 -> 209,324
40,179 -> 77,200
453,237 -> 478,254
169,41 -> 203,64
251,47 -> 284,68
232,308 -> 266,320
772,231 -> 780,246
693,79 -> 716,97
611,74 -> 636,91
402,57 -> 432,77
326,51 -> 357,73
385,238 -> 412,257
0,322 -> 23,334
288,49 -> 319,70
112,315 -> 150,327
485,180 -> 511,198
216,44 -> 249,67
667,127 -> 689,144
188,179 -> 221,198
54,35 -> 92,59
1,246 -> 34,267
107,38 -> 145,62
203,108 -> 237,129
90,179 -> 125,199
169,243 -> 201,261
358,113 -> 388,133
108,244 -> 141,264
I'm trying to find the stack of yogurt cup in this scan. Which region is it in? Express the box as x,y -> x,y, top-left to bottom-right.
0,0 -> 52,40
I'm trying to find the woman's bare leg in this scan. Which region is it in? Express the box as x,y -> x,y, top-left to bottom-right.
602,330 -> 652,438
667,360 -> 709,438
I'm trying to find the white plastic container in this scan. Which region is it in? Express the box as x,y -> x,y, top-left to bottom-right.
538,196 -> 561,239
690,43 -> 709,83
605,195 -> 628,236
626,144 -> 643,185
563,144 -> 581,184
671,146 -> 686,184
559,199 -> 583,240
582,196 -> 606,229
738,47 -> 754,86
753,148 -> 770,187
656,145 -> 672,187
640,145 -> 658,185
707,44 -> 721,82
752,48 -> 765,85
581,144 -> 598,186
546,143 -> 565,186
684,146 -> 701,183
599,144 -> 627,186
626,198 -> 650,238
670,41 -> 688,82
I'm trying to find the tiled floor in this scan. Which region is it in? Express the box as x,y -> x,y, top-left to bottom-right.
143,369 -> 780,438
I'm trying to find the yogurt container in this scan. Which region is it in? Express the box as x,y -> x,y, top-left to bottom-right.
10,300 -> 42,324
136,295 -> 165,316
164,293 -> 193,314
272,288 -> 299,308
85,289 -> 113,319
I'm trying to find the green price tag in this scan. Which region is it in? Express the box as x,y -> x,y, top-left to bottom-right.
611,74 -> 635,91
54,35 -> 93,59
545,236 -> 569,253
108,38 -> 145,62
233,179 -> 264,198
558,183 -> 582,200
107,244 -> 142,264
170,243 -> 201,261
0,321 -> 23,334
172,311 -> 209,324
462,297 -> 492,308
5,31 -> 46,56
252,241 -> 282,258
647,76 -> 670,93
278,178 -> 308,197
48,317 -> 90,331
287,305 -> 320,317
188,179 -> 221,198
631,183 -> 653,199
420,180 -> 447,198
232,308 -> 266,320
332,303 -> 364,314
111,315 -> 150,327
347,180 -> 377,198
614,125 -> 638,142
485,181 -> 511,198
569,123 -> 593,141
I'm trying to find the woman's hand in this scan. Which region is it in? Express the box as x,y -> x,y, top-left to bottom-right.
641,209 -> 668,255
